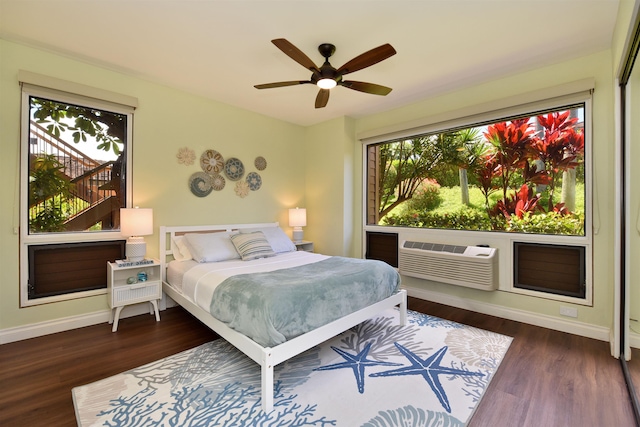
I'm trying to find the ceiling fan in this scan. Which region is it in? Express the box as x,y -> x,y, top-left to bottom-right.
254,38 -> 396,108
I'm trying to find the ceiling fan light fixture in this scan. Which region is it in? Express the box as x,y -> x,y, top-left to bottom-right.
255,39 -> 396,107
317,78 -> 337,89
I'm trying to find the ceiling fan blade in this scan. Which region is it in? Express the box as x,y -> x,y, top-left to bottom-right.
337,43 -> 396,75
315,89 -> 330,108
272,38 -> 320,73
254,80 -> 311,89
340,80 -> 392,96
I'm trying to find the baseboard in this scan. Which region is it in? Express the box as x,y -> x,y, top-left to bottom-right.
0,303 -> 156,345
629,331 -> 640,350
612,329 -> 622,360
405,285 -> 611,343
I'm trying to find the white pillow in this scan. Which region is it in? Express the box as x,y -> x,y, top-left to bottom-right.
240,226 -> 296,253
230,231 -> 276,261
171,236 -> 193,262
183,232 -> 240,263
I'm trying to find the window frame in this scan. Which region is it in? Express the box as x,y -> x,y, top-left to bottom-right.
361,86 -> 593,305
19,83 -> 134,307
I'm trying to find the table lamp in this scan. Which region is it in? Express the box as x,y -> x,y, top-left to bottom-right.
120,207 -> 153,261
289,207 -> 307,243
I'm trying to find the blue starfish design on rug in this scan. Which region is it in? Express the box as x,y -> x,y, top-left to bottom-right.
370,344 -> 484,413
313,342 -> 402,393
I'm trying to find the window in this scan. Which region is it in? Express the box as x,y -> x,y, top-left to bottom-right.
366,104 -> 587,237
27,95 -> 127,233
19,75 -> 135,306
362,86 -> 593,303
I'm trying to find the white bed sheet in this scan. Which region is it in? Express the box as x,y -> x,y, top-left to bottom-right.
166,259 -> 198,291
171,251 -> 330,314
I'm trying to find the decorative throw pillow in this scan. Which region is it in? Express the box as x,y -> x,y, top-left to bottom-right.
183,231 -> 240,263
230,231 -> 276,261
241,226 -> 296,253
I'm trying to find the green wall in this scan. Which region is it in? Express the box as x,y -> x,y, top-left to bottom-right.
303,117 -> 355,256
629,64 -> 640,345
0,39 -> 305,331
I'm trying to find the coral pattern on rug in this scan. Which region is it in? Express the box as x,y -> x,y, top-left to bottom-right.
73,308 -> 512,426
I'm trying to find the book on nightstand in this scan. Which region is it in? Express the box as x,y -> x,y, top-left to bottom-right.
114,259 -> 155,268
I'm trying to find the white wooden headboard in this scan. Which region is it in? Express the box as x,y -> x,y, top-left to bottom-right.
159,222 -> 280,282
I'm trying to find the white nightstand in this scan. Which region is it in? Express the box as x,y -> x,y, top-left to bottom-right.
294,240 -> 314,252
107,259 -> 161,332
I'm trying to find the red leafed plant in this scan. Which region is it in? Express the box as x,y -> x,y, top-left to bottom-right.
475,153 -> 500,210
492,184 -> 543,220
530,111 -> 585,211
484,119 -> 535,201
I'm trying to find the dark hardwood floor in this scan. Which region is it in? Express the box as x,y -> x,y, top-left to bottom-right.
410,298 -> 638,427
627,349 -> 640,412
0,297 -> 637,426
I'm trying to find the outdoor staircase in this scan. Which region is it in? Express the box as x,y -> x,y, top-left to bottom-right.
29,120 -> 122,231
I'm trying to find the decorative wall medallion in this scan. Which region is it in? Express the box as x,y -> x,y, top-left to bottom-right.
246,172 -> 262,191
200,149 -> 225,174
210,172 -> 226,191
224,157 -> 245,181
234,180 -> 250,198
254,156 -> 267,171
188,172 -> 213,197
176,147 -> 195,166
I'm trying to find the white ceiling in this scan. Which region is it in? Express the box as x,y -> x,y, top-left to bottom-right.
0,0 -> 621,127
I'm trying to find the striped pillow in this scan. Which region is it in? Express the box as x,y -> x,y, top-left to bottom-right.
230,231 -> 276,261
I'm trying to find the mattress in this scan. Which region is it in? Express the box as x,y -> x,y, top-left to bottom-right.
166,251 -> 329,309
166,259 -> 198,291
166,251 -> 401,347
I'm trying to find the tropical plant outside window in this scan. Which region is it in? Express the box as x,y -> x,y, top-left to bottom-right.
366,105 -> 586,236
27,96 -> 127,234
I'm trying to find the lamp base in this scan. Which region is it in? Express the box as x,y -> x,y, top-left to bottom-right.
292,227 -> 304,243
126,237 -> 147,262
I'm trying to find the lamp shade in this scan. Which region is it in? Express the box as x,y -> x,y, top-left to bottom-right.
120,208 -> 153,237
288,208 -> 307,227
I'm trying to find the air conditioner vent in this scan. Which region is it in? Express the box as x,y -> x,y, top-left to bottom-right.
403,241 -> 467,254
399,240 -> 498,291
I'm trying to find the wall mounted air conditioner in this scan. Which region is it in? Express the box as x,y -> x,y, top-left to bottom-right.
398,241 -> 498,291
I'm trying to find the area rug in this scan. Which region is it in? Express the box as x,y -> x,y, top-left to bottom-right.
72,308 -> 512,426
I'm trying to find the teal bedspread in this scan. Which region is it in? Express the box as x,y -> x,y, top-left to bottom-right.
209,256 -> 401,347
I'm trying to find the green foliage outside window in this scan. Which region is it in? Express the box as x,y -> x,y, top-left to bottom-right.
371,107 -> 586,236
27,96 -> 126,233
29,155 -> 73,232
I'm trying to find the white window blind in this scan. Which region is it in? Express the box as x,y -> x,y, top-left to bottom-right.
18,70 -> 138,112
359,78 -> 594,145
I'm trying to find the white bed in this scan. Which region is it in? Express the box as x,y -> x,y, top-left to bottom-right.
159,222 -> 407,412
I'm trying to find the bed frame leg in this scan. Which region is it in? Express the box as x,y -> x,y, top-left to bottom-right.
261,355 -> 274,412
399,289 -> 408,326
